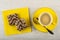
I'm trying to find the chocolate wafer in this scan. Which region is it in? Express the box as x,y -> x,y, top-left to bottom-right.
7,13 -> 19,25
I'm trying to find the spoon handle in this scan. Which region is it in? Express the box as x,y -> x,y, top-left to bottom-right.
44,26 -> 54,35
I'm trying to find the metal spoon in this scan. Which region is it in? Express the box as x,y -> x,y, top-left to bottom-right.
33,18 -> 54,35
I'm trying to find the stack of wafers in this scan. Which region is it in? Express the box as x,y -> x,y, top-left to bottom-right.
7,13 -> 27,31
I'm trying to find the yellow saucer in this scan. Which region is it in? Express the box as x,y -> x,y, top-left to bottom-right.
32,7 -> 58,32
2,7 -> 31,36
